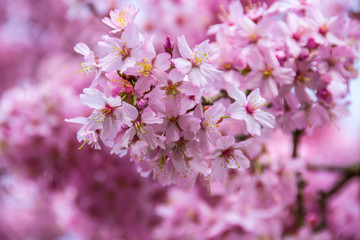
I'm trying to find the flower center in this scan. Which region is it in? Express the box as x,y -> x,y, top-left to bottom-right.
135,121 -> 146,134
102,106 -> 114,116
93,105 -> 114,124
203,117 -> 219,133
222,147 -> 234,159
160,81 -> 182,99
246,104 -> 254,114
77,62 -> 94,75
113,43 -> 130,58
136,59 -> 154,77
263,69 -> 272,78
114,9 -> 131,28
319,25 -> 328,35
192,46 -> 210,66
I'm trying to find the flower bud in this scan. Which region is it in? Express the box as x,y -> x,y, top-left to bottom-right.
137,98 -> 148,109
164,35 -> 174,56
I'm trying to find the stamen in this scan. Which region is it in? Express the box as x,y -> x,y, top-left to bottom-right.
135,121 -> 146,134
113,43 -> 130,57
78,140 -> 88,150
77,63 -> 94,75
193,47 -> 210,65
136,59 -> 154,77
161,82 -> 182,99
114,9 -> 131,28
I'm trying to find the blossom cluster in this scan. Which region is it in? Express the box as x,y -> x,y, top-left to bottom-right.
69,4 -> 278,186
70,0 -> 359,187
1,0 -> 360,239
208,0 -> 359,133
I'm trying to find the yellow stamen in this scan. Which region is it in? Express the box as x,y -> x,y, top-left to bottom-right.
78,140 -> 88,150
136,59 -> 154,77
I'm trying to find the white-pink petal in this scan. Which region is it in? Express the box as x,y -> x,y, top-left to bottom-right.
244,114 -> 261,136
154,53 -> 171,71
228,103 -> 247,120
227,87 -> 247,105
74,42 -> 90,56
253,111 -> 275,129
80,88 -> 106,109
200,63 -> 223,82
119,57 -> 136,73
142,109 -> 163,125
188,68 -> 208,86
105,96 -> 122,107
172,58 -> 192,74
177,35 -> 194,59
101,117 -> 118,140
122,23 -> 139,48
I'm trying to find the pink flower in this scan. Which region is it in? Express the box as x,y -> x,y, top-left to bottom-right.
193,103 -> 226,153
172,35 -> 223,86
244,46 -> 295,99
155,99 -> 201,144
102,5 -> 139,33
77,88 -> 138,142
148,69 -> 199,112
113,108 -> 163,152
210,136 -> 250,182
98,23 -> 142,73
65,116 -> 102,150
127,40 -> 171,95
105,72 -> 134,97
228,88 -> 275,136
74,42 -> 100,80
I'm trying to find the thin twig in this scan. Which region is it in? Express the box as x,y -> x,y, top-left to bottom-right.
314,162 -> 360,231
295,173 -> 306,227
201,89 -> 232,106
235,134 -> 251,142
307,163 -> 360,173
292,129 -> 303,158
292,129 -> 305,228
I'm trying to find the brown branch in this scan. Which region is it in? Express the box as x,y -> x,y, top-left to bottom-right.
201,89 -> 232,106
295,173 -> 306,227
292,129 -> 304,158
350,11 -> 360,20
307,163 -> 360,174
314,162 -> 360,231
87,3 -> 100,17
292,129 -> 306,228
235,134 -> 251,142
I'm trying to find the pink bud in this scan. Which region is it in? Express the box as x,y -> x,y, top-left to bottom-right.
137,98 -> 148,109
164,35 -> 174,56
299,49 -> 309,60
306,38 -> 318,49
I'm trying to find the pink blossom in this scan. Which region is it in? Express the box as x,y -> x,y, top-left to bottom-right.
127,40 -> 171,95
74,42 -> 101,80
228,88 -> 275,136
244,46 -> 296,100
112,108 -> 163,154
98,23 -> 142,73
193,103 -> 226,153
72,88 -> 138,142
102,5 -> 139,33
172,35 -> 223,86
210,136 -> 250,182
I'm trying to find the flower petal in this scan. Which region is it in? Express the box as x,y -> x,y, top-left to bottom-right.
177,35 -> 194,59
80,88 -> 106,109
